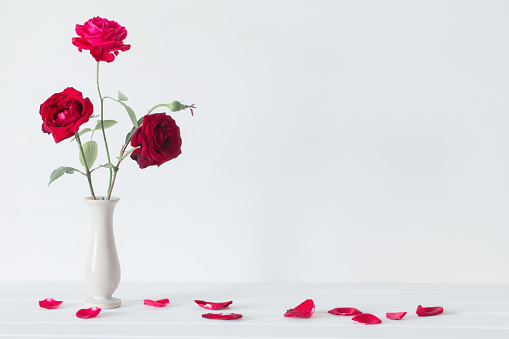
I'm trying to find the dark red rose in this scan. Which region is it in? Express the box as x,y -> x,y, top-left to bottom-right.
72,17 -> 131,63
130,113 -> 182,169
40,87 -> 94,143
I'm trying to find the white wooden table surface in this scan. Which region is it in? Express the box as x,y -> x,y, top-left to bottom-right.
1,282 -> 508,338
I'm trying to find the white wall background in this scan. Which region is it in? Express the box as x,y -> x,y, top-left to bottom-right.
1,0 -> 509,283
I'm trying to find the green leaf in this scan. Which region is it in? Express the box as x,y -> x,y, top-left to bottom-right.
124,128 -> 135,145
93,120 -> 118,131
118,91 -> 128,101
48,166 -> 78,186
100,163 -> 119,172
79,141 -> 98,168
118,147 -> 137,161
120,102 -> 138,128
124,116 -> 144,145
70,128 -> 92,142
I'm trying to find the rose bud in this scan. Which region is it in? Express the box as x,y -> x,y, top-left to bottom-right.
167,101 -> 196,116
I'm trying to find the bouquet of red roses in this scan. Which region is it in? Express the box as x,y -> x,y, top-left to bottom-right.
40,17 -> 194,200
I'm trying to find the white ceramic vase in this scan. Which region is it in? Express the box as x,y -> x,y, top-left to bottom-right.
84,196 -> 121,309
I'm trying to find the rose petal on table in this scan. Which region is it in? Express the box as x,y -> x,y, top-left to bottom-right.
202,312 -> 243,320
144,299 -> 170,307
284,299 -> 315,318
76,307 -> 101,319
386,312 -> 407,320
416,305 -> 443,316
352,313 -> 382,324
39,298 -> 63,309
328,307 -> 363,316
194,300 -> 233,310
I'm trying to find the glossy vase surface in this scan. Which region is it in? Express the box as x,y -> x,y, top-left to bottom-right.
84,196 -> 121,309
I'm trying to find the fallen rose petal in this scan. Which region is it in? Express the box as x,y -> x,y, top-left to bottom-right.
352,313 -> 382,324
76,307 -> 101,319
194,300 -> 232,310
416,305 -> 443,317
39,298 -> 63,309
284,299 -> 315,318
202,312 -> 243,320
144,299 -> 170,307
386,312 -> 407,320
328,307 -> 363,316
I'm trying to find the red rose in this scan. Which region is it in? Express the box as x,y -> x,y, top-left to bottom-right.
40,87 -> 94,143
72,17 -> 131,63
130,113 -> 182,169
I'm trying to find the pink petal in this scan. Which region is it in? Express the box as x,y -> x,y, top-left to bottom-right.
38,298 -> 63,309
284,299 -> 315,318
352,313 -> 382,324
416,305 -> 443,317
194,300 -> 232,310
143,299 -> 170,307
202,312 -> 243,320
71,37 -> 91,51
76,306 -> 101,319
328,307 -> 363,316
386,312 -> 407,320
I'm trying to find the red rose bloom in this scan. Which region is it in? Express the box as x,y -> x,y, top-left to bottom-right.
130,113 -> 182,169
40,87 -> 94,143
72,17 -> 131,63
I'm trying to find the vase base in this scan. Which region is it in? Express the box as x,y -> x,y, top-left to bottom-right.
85,297 -> 121,309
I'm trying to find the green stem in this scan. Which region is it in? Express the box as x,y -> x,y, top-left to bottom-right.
146,104 -> 168,115
96,62 -> 113,199
76,133 -> 96,199
103,96 -> 119,103
107,144 -> 129,200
